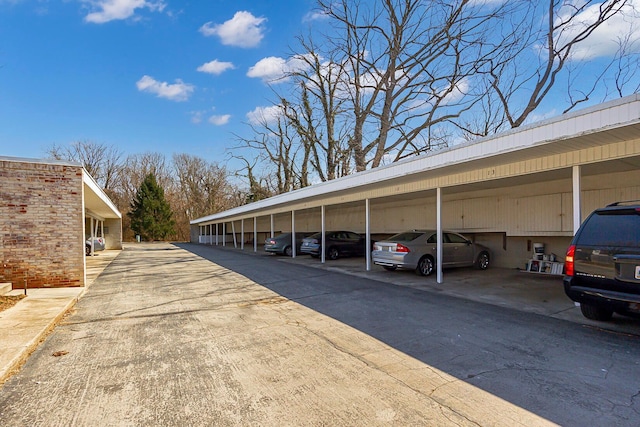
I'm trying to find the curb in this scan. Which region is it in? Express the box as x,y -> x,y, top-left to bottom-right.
0,289 -> 86,385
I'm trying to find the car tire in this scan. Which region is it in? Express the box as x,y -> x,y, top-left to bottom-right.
328,247 -> 340,260
383,266 -> 397,271
416,256 -> 434,276
580,303 -> 614,321
284,246 -> 293,257
85,244 -> 91,256
476,252 -> 490,270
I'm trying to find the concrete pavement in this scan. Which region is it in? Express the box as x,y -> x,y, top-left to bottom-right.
0,249 -> 120,384
3,243 -> 640,389
1,242 -> 561,426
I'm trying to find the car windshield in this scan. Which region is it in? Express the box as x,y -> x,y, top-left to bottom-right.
306,232 -> 322,240
387,232 -> 424,242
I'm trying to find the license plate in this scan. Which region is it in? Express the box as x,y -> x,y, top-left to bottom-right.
636,266 -> 640,280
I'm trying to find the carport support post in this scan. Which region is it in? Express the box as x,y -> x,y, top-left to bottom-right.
215,224 -> 219,246
270,214 -> 274,238
241,219 -> 244,250
291,210 -> 296,258
321,205 -> 326,264
89,216 -> 95,255
573,165 -> 582,235
253,217 -> 257,252
232,221 -> 237,248
365,198 -> 371,271
437,187 -> 443,284
222,223 -> 226,247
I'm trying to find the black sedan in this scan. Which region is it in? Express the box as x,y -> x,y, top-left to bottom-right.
300,231 -> 366,260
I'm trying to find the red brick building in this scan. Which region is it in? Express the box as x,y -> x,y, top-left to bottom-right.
1,157 -> 121,289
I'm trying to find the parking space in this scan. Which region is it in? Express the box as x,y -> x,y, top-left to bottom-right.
212,244 -> 640,336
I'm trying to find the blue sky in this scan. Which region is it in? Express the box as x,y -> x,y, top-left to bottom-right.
0,0 -> 319,166
1,0 -> 639,175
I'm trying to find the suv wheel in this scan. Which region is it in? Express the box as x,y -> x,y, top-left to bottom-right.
476,252 -> 490,270
416,256 -> 434,276
580,303 -> 614,321
284,246 -> 292,257
327,247 -> 340,260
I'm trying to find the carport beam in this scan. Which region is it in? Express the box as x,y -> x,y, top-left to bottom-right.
573,165 -> 581,235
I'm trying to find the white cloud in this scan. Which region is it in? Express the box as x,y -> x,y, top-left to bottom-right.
302,9 -> 329,23
556,0 -> 640,60
208,114 -> 231,126
441,77 -> 470,105
83,0 -> 166,24
246,105 -> 282,125
197,60 -> 235,75
199,11 -> 266,48
136,75 -> 194,102
247,54 -> 313,83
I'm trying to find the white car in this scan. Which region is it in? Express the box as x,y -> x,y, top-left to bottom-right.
85,237 -> 105,255
372,230 -> 490,276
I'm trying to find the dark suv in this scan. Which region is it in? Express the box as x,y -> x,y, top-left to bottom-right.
564,201 -> 640,321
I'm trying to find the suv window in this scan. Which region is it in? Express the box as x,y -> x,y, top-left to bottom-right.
578,210 -> 640,247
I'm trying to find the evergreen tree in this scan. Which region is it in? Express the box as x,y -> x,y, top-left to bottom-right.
128,173 -> 175,241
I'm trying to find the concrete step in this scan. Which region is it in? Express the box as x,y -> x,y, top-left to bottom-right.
1,283 -> 13,295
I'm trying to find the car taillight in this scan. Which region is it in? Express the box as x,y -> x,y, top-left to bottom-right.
373,243 -> 381,251
395,243 -> 410,253
267,240 -> 275,244
565,245 -> 575,276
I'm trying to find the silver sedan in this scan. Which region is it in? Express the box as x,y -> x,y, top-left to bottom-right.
372,230 -> 490,276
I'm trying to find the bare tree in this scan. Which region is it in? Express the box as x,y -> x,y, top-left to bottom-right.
488,0 -> 631,128
314,0 -> 512,169
231,156 -> 276,202
234,110 -> 311,193
44,140 -> 123,190
172,153 -> 236,219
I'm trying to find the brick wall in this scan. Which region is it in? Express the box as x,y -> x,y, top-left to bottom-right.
1,159 -> 85,288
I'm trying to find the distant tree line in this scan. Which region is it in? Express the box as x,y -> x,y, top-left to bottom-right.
46,141 -> 244,241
